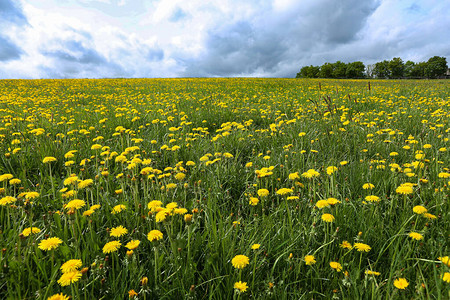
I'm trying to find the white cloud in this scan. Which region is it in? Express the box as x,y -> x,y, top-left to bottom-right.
0,0 -> 448,79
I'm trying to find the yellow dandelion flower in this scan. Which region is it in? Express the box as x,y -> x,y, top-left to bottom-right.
408,232 -> 424,240
147,200 -> 163,211
125,240 -> 141,250
315,200 -> 329,209
147,230 -> 163,242
47,293 -> 69,300
57,271 -> 82,286
438,256 -> 450,267
234,281 -> 248,293
340,241 -> 352,249
442,272 -> 450,283
38,237 -> 63,251
249,197 -> 259,206
321,213 -> 335,223
257,189 -> 269,197
112,204 -> 126,214
251,244 -> 261,250
64,199 -> 85,210
362,183 -> 375,190
304,255 -> 316,265
365,270 -> 381,276
43,156 -> 57,164
21,227 -> 41,237
60,259 -> 82,273
396,185 -> 413,195
393,278 -> 409,289
102,241 -> 122,253
365,195 -> 380,202
326,166 -> 338,175
25,192 -> 40,200
330,261 -> 342,272
413,205 -> 427,214
110,226 -> 128,237
231,255 -> 249,269
276,188 -> 293,195
354,242 -> 371,252
0,196 -> 17,206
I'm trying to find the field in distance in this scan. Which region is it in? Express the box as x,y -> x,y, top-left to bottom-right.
0,78 -> 449,299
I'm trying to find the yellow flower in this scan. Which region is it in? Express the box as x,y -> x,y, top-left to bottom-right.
413,205 -> 427,214
251,244 -> 261,250
147,200 -> 163,211
393,278 -> 409,289
408,232 -> 424,240
365,195 -> 380,202
362,183 -> 375,190
155,210 -> 169,222
340,241 -> 352,250
353,243 -> 371,252
126,240 -> 141,250
257,189 -> 269,197
0,196 -> 17,206
110,225 -> 128,237
112,204 -> 126,214
65,199 -> 85,210
60,259 -> 82,273
304,255 -> 316,265
25,192 -> 40,200
315,200 -> 329,209
288,172 -> 300,180
9,178 -> 21,185
128,289 -> 138,298
91,144 -> 102,150
103,241 -> 122,253
231,255 -> 249,269
302,169 -> 320,178
438,172 -> 450,178
57,271 -> 82,286
438,256 -> 450,267
174,173 -> 186,181
326,166 -> 338,175
47,293 -> 69,300
249,197 -> 259,206
365,270 -> 381,276
234,281 -> 248,293
442,272 -> 450,283
396,184 -> 413,195
63,176 -> 79,186
330,261 -> 342,272
38,237 -> 63,251
43,156 -> 57,163
276,188 -> 293,195
21,227 -> 41,237
321,213 -> 335,223
78,179 -> 93,189
147,230 -> 163,242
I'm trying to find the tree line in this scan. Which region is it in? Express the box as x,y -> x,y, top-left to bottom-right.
296,56 -> 448,79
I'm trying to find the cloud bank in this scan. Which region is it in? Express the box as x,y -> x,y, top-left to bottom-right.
0,0 -> 449,78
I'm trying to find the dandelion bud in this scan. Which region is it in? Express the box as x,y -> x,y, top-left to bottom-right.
81,267 -> 89,275
126,250 -> 133,257
141,277 -> 148,286
184,214 -> 193,223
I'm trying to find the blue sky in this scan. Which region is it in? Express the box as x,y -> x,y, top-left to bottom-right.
0,0 -> 449,78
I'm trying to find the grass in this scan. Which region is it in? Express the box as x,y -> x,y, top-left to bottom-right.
0,78 -> 449,299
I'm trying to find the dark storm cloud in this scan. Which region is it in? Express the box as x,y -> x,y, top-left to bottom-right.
40,39 -> 127,78
0,35 -> 23,61
0,0 -> 27,25
183,0 -> 380,77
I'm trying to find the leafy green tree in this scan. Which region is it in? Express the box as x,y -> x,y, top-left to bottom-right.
388,57 -> 405,78
411,62 -> 427,78
296,65 -> 320,78
425,56 -> 448,78
319,62 -> 334,78
374,60 -> 390,78
332,61 -> 347,78
346,61 -> 365,78
404,60 -> 415,78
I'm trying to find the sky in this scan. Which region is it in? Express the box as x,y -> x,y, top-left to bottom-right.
0,0 -> 449,79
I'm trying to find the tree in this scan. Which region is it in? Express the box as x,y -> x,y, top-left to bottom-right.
332,61 -> 347,78
388,57 -> 404,78
411,62 -> 427,78
374,60 -> 389,78
319,62 -> 334,78
404,60 -> 415,78
425,56 -> 448,78
346,61 -> 365,78
296,65 -> 320,78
